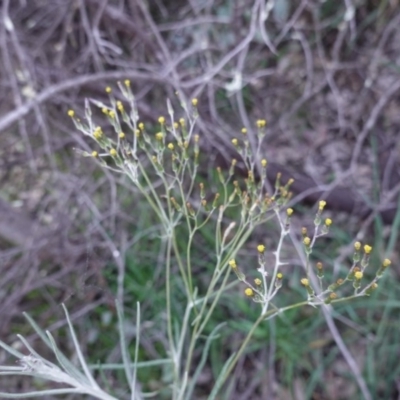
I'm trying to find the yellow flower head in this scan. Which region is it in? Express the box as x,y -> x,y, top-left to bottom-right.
244,288 -> 254,297
277,272 -> 283,279
191,98 -> 198,106
354,241 -> 361,251
286,208 -> 293,217
179,118 -> 185,126
383,258 -> 391,267
241,127 -> 247,134
109,148 -> 117,157
91,151 -> 98,158
354,271 -> 363,280
108,110 -> 115,119
231,138 -> 238,146
167,143 -> 174,151
325,218 -> 332,226
364,244 -> 372,254
155,132 -> 163,141
256,119 -> 266,128
158,116 -> 165,124
119,132 -> 125,139
318,200 -> 327,210
124,79 -> 130,87
261,159 -> 267,167
138,122 -> 144,130
93,127 -> 103,140
301,278 -> 309,286
303,237 -> 311,246
117,101 -> 124,112
257,244 -> 265,253
194,134 -> 199,143
254,278 -> 262,286
67,109 -> 75,117
228,259 -> 237,268
105,86 -> 112,93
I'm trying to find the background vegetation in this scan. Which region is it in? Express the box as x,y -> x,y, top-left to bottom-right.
1,0 -> 400,398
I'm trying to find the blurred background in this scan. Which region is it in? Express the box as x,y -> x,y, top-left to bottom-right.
1,0 -> 400,398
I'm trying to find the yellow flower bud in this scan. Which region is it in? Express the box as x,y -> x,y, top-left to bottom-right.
158,116 -> 165,124
124,79 -> 130,87
277,272 -> 283,279
138,122 -> 144,130
194,134 -> 199,142
286,208 -> 294,217
318,200 -> 327,210
303,237 -> 311,246
354,241 -> 361,251
244,288 -> 254,297
155,132 -> 163,141
67,109 -> 75,117
93,127 -> 103,139
231,138 -> 238,146
228,259 -> 237,268
191,98 -> 198,106
364,244 -> 372,254
91,151 -> 98,157
261,159 -> 267,167
301,278 -> 309,286
109,148 -> 117,157
179,118 -> 185,126
325,218 -> 332,226
383,258 -> 391,267
105,86 -> 112,93
354,271 -> 363,280
119,132 -> 125,139
117,101 -> 124,112
254,278 -> 262,286
257,244 -> 265,253
241,127 -> 247,134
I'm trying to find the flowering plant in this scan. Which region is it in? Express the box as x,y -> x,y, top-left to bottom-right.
0,82 -> 391,399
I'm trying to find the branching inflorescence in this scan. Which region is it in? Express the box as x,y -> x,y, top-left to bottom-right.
0,82 -> 392,399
